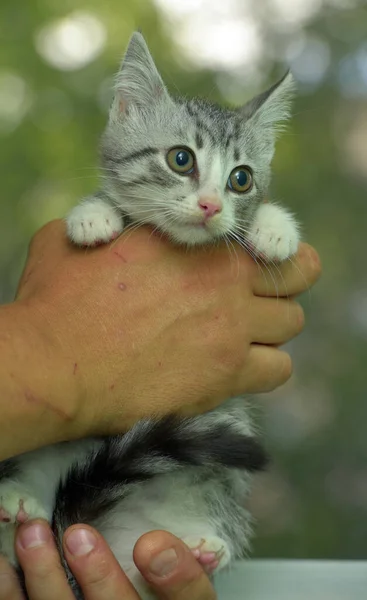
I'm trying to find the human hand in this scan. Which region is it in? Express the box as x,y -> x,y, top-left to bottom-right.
15,220 -> 321,440
0,521 -> 217,599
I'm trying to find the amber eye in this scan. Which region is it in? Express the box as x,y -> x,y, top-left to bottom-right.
167,147 -> 195,174
227,166 -> 253,193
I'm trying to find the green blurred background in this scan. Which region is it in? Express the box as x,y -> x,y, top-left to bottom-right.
1,0 -> 366,559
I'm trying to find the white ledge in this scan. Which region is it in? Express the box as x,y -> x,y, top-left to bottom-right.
215,560 -> 367,599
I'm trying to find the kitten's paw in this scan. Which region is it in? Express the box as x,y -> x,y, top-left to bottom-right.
182,535 -> 231,574
0,483 -> 48,526
248,203 -> 300,262
66,197 -> 124,246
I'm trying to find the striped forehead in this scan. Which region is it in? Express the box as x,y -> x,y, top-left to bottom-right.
184,99 -> 243,163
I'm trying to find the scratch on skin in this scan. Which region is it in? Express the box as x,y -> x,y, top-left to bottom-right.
113,251 -> 127,262
22,267 -> 34,285
73,362 -> 78,374
24,389 -> 72,422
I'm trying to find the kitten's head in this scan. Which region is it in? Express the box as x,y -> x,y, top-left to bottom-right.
101,32 -> 294,246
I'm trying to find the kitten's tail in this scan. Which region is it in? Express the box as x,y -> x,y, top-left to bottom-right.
47,416 -> 267,600
118,415 -> 269,475
53,415 -> 267,525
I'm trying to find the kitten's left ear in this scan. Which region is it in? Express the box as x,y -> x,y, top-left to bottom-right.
241,71 -> 295,132
110,32 -> 171,121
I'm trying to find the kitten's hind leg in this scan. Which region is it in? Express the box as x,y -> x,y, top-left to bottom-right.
66,195 -> 124,246
0,482 -> 48,526
182,535 -> 231,574
123,535 -> 231,600
0,482 -> 49,565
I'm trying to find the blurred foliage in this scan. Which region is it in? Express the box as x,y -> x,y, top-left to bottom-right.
1,0 -> 367,560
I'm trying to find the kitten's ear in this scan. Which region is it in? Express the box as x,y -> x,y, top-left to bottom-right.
241,71 -> 295,132
110,32 -> 170,120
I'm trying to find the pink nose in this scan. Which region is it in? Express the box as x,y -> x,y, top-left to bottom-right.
198,199 -> 222,219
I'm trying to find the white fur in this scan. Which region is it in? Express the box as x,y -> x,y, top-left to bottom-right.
67,197 -> 124,246
92,467 -> 247,599
0,439 -> 100,563
248,203 -> 300,261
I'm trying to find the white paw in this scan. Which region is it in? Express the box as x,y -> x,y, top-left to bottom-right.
0,482 -> 48,526
182,535 -> 231,574
248,203 -> 300,262
66,197 -> 124,246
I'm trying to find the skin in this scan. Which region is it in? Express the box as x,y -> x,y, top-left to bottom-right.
0,219 -> 321,597
0,219 -> 321,460
0,522 -> 218,599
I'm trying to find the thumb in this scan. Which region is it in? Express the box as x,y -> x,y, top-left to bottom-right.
134,530 -> 217,600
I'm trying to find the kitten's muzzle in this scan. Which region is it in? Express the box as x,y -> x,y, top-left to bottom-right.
198,197 -> 222,220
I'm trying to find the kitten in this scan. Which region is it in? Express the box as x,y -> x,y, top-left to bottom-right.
0,33 -> 299,599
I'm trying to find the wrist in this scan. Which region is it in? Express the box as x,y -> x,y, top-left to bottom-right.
0,300 -> 85,458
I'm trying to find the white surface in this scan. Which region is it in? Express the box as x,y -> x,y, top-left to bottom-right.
215,560 -> 367,600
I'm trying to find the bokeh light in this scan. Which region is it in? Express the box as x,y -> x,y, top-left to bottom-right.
35,11 -> 107,71
1,0 -> 367,562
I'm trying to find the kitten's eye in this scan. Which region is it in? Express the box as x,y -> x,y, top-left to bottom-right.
167,147 -> 195,175
227,167 -> 253,193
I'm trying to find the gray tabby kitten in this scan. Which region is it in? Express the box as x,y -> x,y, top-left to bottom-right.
0,33 -> 299,599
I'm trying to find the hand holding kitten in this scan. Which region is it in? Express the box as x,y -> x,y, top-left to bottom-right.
0,523 -> 217,600
0,218 -> 320,460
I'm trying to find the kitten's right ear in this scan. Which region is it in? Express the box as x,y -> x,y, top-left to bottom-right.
110,32 -> 171,121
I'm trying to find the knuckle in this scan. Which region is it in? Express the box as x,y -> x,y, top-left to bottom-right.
293,302 -> 305,334
28,554 -> 63,581
213,328 -> 248,375
81,558 -> 113,589
228,342 -> 248,372
304,244 -> 322,282
279,351 -> 293,383
260,350 -> 293,392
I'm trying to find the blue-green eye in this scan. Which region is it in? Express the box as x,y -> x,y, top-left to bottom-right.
227,166 -> 253,193
167,147 -> 195,174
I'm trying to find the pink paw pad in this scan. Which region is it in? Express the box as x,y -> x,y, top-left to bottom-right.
188,539 -> 225,574
0,508 -> 11,523
0,500 -> 30,525
16,499 -> 29,524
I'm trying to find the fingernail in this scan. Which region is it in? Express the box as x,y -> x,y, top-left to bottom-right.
149,548 -> 178,577
65,528 -> 97,557
18,523 -> 50,550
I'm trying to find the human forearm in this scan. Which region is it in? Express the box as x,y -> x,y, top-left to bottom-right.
0,302 -> 80,460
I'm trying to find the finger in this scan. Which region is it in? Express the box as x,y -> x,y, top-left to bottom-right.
15,520 -> 75,600
249,298 -> 304,345
63,525 -> 140,600
134,531 -> 216,600
252,243 -> 322,297
240,345 -> 293,394
0,555 -> 24,600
